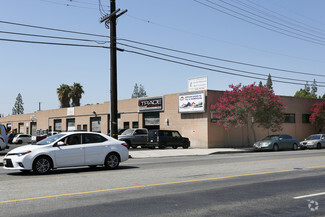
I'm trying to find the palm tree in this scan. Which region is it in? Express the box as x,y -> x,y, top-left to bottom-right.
57,84 -> 71,108
70,83 -> 84,107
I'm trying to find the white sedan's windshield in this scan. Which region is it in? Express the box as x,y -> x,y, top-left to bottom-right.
35,134 -> 65,145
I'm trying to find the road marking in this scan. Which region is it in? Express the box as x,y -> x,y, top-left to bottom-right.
294,192 -> 325,199
305,165 -> 325,169
0,169 -> 293,204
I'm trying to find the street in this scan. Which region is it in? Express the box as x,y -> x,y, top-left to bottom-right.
1,149 -> 325,216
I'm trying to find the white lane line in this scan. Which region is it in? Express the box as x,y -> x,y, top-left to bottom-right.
294,192 -> 325,199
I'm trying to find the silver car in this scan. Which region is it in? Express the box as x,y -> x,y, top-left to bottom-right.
299,134 -> 325,149
253,134 -> 300,151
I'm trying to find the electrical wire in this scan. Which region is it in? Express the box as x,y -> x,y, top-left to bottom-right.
122,48 -> 325,87
118,38 -> 325,78
0,37 -> 109,48
0,30 -> 109,44
194,0 -> 325,46
117,42 -> 325,84
1,19 -> 324,80
0,20 -> 108,38
218,0 -> 325,41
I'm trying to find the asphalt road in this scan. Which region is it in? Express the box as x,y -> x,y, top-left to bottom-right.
1,150 -> 325,216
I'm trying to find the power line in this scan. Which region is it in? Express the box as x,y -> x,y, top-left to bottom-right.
0,30 -> 109,44
117,42 -> 325,84
1,19 -> 324,79
123,48 -> 325,87
39,0 -> 97,10
218,0 -> 325,41
118,38 -> 325,78
194,0 -> 325,46
0,37 -> 109,48
0,20 -> 108,38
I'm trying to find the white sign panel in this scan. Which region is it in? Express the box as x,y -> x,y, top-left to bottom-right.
188,76 -> 208,92
179,92 -> 205,113
67,107 -> 75,116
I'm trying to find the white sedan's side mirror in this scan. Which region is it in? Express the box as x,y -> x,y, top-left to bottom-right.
57,141 -> 65,146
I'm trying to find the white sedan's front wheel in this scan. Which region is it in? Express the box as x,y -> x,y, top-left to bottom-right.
33,156 -> 51,175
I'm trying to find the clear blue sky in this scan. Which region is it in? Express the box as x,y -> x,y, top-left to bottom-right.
1,0 -> 325,116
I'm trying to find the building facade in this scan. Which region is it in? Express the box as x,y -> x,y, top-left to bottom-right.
0,90 -> 323,148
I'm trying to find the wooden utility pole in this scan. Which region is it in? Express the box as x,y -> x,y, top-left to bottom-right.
100,1 -> 127,139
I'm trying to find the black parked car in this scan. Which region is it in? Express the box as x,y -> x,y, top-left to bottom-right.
148,130 -> 190,149
7,133 -> 17,144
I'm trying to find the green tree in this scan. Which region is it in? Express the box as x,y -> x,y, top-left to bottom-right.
57,84 -> 72,108
266,74 -> 273,91
70,83 -> 84,107
131,83 -> 147,98
311,79 -> 317,95
258,81 -> 263,87
12,93 -> 24,115
211,83 -> 285,144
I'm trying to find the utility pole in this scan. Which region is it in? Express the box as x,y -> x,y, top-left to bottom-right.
110,0 -> 118,139
39,102 -> 41,111
100,1 -> 127,139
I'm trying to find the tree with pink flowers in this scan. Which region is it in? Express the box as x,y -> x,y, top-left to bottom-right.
309,102 -> 325,131
211,83 -> 286,143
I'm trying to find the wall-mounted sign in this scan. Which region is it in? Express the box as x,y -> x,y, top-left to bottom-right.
138,96 -> 164,112
188,76 -> 208,92
67,107 -> 75,116
179,92 -> 205,113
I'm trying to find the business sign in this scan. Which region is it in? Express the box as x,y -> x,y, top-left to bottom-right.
179,92 -> 205,113
188,76 -> 208,92
138,96 -> 164,112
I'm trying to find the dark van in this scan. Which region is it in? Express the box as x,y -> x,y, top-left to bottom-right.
148,130 -> 190,149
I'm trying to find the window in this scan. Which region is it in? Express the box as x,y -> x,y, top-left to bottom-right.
135,129 -> 147,135
302,114 -> 311,123
284,114 -> 295,123
90,117 -> 101,132
54,119 -> 62,132
123,122 -> 130,129
83,133 -> 107,144
77,125 -> 81,130
83,124 -> 87,131
172,131 -> 181,138
132,121 -> 139,128
64,134 -> 81,145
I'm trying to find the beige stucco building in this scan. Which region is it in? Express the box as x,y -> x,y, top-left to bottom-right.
0,90 -> 323,148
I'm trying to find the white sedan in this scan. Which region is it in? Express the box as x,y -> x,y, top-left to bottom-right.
3,132 -> 129,174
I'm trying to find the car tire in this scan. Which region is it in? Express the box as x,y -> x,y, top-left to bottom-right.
183,141 -> 190,149
172,145 -> 178,149
131,145 -> 137,149
292,143 -> 298,151
159,144 -> 166,149
18,140 -> 23,144
104,153 -> 120,169
273,144 -> 279,151
32,156 -> 52,175
317,143 -> 321,149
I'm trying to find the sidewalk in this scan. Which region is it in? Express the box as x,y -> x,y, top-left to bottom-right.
0,148 -> 253,166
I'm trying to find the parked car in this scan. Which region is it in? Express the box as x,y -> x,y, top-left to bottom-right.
12,134 -> 32,144
8,133 -> 17,144
118,128 -> 149,149
148,129 -> 190,149
299,134 -> 325,149
0,124 -> 8,150
253,134 -> 299,151
3,131 -> 129,174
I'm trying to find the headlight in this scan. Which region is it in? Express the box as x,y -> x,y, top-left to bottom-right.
16,151 -> 32,157
261,142 -> 271,147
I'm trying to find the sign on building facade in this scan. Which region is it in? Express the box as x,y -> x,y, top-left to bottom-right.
188,76 -> 208,92
179,92 -> 205,113
138,96 -> 164,112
